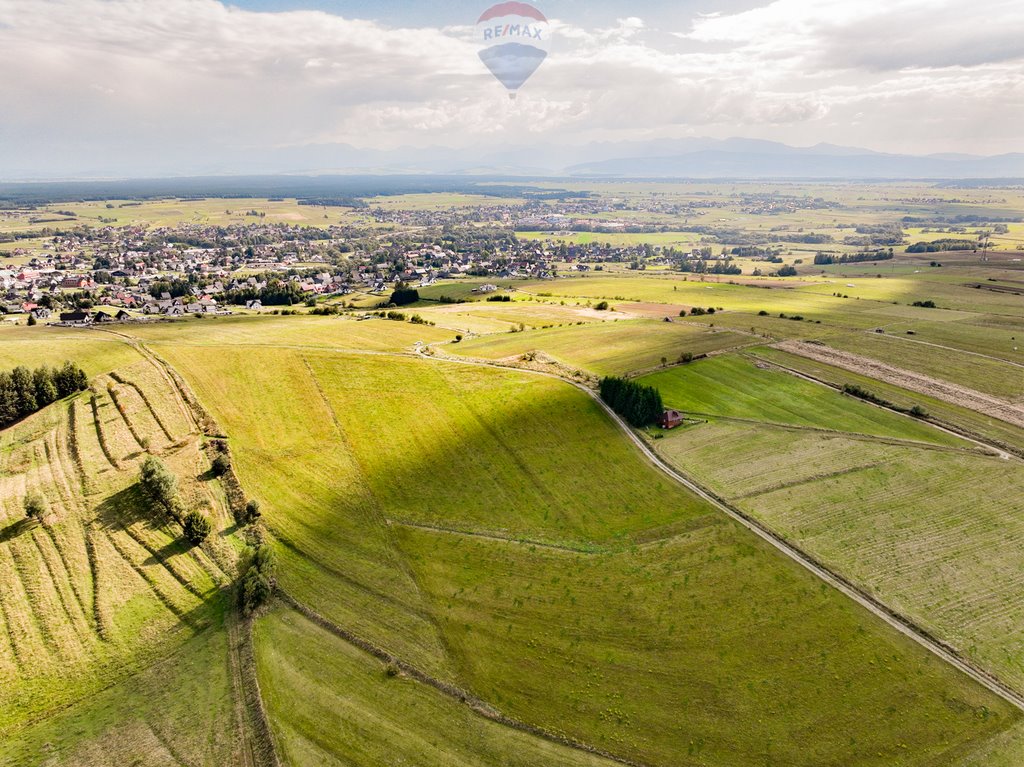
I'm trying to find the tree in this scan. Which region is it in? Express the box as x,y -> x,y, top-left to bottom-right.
389,283 -> 420,306
33,367 -> 58,408
27,314 -> 37,326
139,456 -> 178,511
182,510 -> 212,545
11,366 -> 37,417
239,544 -> 276,613
54,361 -> 88,398
24,493 -> 46,522
0,372 -> 17,427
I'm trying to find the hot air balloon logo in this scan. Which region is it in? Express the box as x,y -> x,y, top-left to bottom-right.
477,2 -> 550,99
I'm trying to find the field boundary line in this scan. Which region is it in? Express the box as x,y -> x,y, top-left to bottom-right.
675,409 -> 988,454
746,350 -> 1022,460
275,591 -> 647,767
388,519 -> 607,554
417,346 -> 1024,713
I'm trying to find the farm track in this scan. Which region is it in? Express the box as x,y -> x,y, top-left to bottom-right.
419,344 -> 1024,714
388,519 -> 607,554
276,590 -> 645,767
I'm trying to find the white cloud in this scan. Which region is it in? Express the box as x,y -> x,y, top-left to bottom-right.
0,0 -> 1020,177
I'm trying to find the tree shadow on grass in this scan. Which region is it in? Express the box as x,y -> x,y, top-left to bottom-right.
0,518 -> 33,544
95,484 -> 169,533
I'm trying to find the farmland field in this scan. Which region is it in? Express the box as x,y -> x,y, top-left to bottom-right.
6,180 -> 1024,766
452,319 -> 752,375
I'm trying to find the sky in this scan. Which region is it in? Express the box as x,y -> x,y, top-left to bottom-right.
0,0 -> 1021,178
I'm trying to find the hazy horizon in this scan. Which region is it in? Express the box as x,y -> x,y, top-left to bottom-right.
1,0 -> 1021,179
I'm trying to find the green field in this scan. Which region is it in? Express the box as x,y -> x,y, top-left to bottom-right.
7,183 -> 1024,766
453,319 -> 752,375
640,354 -> 964,445
138,324 -> 1021,767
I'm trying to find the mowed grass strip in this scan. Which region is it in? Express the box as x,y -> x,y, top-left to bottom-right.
739,449 -> 1024,693
825,331 -> 1024,401
122,313 -> 454,351
750,347 -> 1024,454
395,523 -> 1018,767
254,605 -> 620,767
639,354 -> 965,446
0,326 -> 140,376
0,621 -> 240,767
453,319 -> 750,375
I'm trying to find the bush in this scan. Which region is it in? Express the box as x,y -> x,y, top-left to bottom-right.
24,493 -> 46,522
758,310 -> 769,316
182,510 -> 212,545
239,544 -> 277,614
244,499 -> 262,524
778,265 -> 798,277
211,453 -> 230,477
912,300 -> 937,308
689,307 -> 707,316
594,301 -> 609,311
910,405 -> 929,418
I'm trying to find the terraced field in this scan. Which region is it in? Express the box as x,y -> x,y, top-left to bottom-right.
0,332 -> 244,758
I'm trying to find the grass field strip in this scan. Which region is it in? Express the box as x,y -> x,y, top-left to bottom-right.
750,352 -> 1020,461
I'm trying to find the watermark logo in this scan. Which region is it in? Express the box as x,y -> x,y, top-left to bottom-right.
477,2 -> 550,99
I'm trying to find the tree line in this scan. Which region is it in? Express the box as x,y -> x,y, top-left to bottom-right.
0,361 -> 88,428
599,376 -> 663,427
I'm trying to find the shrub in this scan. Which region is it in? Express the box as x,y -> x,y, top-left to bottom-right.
910,405 -> 929,418
594,301 -> 610,311
239,544 -> 277,614
182,510 -> 212,545
454,335 -> 463,343
912,300 -> 937,308
689,307 -> 707,316
778,265 -> 798,277
211,453 -> 230,477
758,310 -> 769,316
244,499 -> 262,524
24,493 -> 46,522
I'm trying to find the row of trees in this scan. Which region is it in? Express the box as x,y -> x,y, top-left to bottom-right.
599,376 -> 664,427
814,249 -> 894,265
0,361 -> 89,429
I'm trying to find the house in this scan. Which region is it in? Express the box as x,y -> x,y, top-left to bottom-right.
30,307 -> 52,320
92,311 -> 115,323
115,309 -> 133,321
246,300 -> 263,311
658,410 -> 685,430
59,311 -> 92,324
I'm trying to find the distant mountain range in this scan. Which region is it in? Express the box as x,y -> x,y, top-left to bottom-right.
3,137 -> 1022,182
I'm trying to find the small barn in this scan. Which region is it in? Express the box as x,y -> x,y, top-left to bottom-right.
658,409 -> 685,430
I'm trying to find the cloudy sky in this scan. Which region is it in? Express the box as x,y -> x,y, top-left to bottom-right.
0,0 -> 1021,178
